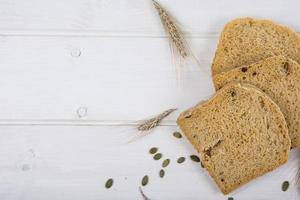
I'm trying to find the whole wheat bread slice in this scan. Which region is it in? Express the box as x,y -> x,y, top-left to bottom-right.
211,17 -> 300,75
213,56 -> 300,148
177,83 -> 290,194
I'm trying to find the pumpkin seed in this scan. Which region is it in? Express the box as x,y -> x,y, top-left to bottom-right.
153,153 -> 162,160
105,178 -> 113,189
190,155 -> 200,162
142,175 -> 149,186
159,169 -> 165,178
162,159 -> 170,168
228,197 -> 234,200
281,181 -> 289,192
173,131 -> 182,139
177,157 -> 185,164
149,147 -> 158,154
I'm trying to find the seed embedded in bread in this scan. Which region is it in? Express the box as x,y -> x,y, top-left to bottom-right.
211,17 -> 300,75
177,83 -> 291,194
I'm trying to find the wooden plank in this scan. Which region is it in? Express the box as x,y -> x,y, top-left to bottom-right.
0,35 -> 216,122
0,125 -> 298,200
1,0 -> 300,35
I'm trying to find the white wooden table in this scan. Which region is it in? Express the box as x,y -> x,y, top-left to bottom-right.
0,0 -> 299,199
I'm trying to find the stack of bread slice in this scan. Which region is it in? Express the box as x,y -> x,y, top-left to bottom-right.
177,18 -> 300,194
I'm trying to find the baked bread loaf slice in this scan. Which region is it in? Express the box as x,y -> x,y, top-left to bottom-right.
177,83 -> 290,194
211,17 -> 300,75
213,56 -> 300,148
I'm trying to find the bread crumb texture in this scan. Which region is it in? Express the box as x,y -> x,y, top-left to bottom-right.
177,83 -> 291,194
213,56 -> 300,147
212,18 -> 300,75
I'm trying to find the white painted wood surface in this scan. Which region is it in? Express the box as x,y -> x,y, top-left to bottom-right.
0,0 -> 299,199
1,0 -> 300,36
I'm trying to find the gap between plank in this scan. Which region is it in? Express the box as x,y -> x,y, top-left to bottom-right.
0,29 -> 219,38
0,119 -> 177,126
1,30 -> 299,38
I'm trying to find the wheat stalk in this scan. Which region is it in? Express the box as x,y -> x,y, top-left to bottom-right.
152,0 -> 189,58
137,108 -> 177,131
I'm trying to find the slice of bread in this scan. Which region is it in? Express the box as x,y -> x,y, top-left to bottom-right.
211,17 -> 300,75
177,83 -> 290,194
213,56 -> 300,148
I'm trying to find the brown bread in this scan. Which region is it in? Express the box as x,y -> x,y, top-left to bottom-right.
177,83 -> 290,194
212,18 -> 300,75
213,56 -> 300,148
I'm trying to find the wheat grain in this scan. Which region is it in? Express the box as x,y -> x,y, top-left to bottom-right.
152,0 -> 188,58
137,108 -> 176,131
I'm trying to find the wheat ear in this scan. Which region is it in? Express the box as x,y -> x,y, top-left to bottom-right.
152,0 -> 188,58
137,108 -> 177,131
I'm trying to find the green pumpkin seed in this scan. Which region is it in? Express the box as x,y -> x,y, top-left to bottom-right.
282,181 -> 289,192
173,131 -> 182,139
190,155 -> 200,162
228,197 -> 234,200
159,169 -> 165,178
177,157 -> 185,164
162,159 -> 170,168
149,147 -> 158,154
141,175 -> 149,186
105,178 -> 113,189
153,153 -> 162,160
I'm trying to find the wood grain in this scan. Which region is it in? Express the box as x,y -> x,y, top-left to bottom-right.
0,36 -> 215,123
1,0 -> 300,36
0,125 -> 298,200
